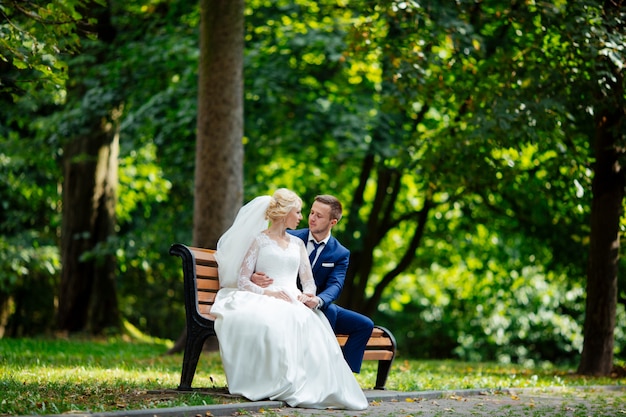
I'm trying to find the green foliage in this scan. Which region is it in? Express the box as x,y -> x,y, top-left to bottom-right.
1,0 -> 200,338
380,265 -> 590,366
0,0 -> 105,101
240,0 -> 625,367
0,235 -> 59,336
0,103 -> 62,336
243,0 -> 373,198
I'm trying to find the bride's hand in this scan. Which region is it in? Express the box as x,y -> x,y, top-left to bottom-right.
265,290 -> 291,302
298,293 -> 315,304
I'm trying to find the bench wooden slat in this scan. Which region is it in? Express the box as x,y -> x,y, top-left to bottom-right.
196,278 -> 220,291
197,291 -> 217,303
198,305 -> 217,320
371,328 -> 385,337
338,328 -> 386,338
337,335 -> 394,348
364,338 -> 395,348
171,243 -> 397,391
196,264 -> 219,278
190,248 -> 218,263
363,350 -> 395,361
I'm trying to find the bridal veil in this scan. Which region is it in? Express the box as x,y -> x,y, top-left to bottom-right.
214,195 -> 271,288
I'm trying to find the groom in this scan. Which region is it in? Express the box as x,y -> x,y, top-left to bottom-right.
252,194 -> 374,373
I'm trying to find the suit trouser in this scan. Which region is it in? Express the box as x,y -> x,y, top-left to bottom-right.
324,304 -> 374,373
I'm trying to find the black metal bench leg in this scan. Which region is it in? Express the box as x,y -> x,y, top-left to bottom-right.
374,359 -> 392,390
178,327 -> 210,391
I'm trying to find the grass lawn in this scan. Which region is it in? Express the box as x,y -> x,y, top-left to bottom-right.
0,335 -> 624,416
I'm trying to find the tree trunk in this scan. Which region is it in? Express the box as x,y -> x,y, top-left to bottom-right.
58,119 -> 121,333
193,0 -> 245,249
57,0 -> 121,334
169,0 -> 244,355
578,62 -> 624,375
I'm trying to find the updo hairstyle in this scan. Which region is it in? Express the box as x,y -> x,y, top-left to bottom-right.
266,188 -> 302,222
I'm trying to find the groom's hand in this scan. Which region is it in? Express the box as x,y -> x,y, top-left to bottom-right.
251,271 -> 273,288
303,294 -> 322,310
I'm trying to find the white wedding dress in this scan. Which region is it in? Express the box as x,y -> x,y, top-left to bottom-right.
211,232 -> 368,410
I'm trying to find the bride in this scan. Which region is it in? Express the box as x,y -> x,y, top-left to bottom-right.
210,188 -> 368,410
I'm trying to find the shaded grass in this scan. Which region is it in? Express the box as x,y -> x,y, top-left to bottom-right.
0,336 -> 624,416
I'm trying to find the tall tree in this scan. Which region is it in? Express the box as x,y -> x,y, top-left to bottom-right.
578,0 -> 625,375
193,0 -> 245,249
57,1 -> 122,333
169,0 -> 244,353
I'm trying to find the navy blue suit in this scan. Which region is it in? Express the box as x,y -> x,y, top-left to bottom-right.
289,228 -> 374,373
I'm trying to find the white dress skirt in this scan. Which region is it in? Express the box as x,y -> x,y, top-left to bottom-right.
210,233 -> 368,410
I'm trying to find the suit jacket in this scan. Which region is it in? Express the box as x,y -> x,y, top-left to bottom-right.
289,228 -> 350,309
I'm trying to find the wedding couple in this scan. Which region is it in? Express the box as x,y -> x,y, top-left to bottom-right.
211,189 -> 373,410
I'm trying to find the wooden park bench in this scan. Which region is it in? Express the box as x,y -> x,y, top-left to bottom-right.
170,243 -> 397,392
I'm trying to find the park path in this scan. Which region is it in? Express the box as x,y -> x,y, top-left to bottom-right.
24,385 -> 626,417
239,386 -> 626,417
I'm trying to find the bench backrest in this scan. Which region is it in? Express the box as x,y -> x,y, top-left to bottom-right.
170,244 -> 219,321
189,247 -> 219,319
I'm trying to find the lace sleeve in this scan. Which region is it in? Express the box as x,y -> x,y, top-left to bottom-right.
297,239 -> 317,295
237,236 -> 265,295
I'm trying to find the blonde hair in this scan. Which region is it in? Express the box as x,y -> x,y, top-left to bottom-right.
266,188 -> 302,222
